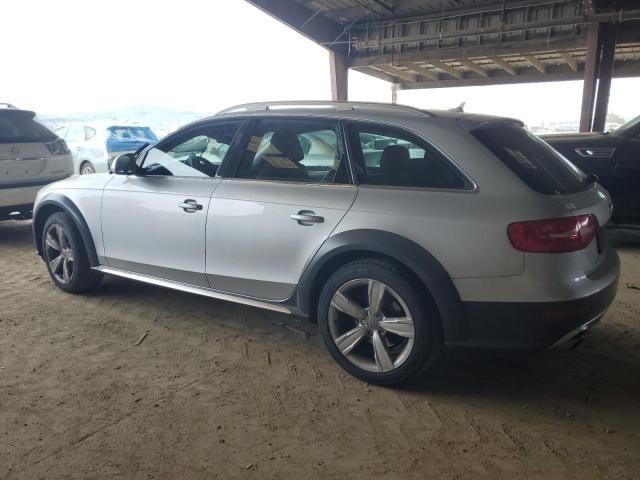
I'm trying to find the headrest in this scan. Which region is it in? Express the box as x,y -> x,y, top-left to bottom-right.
269,130 -> 304,162
380,144 -> 410,172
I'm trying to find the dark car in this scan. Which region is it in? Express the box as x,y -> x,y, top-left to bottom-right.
542,115 -> 640,227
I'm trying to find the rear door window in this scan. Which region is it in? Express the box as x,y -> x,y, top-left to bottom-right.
472,125 -> 589,195
236,119 -> 349,184
347,122 -> 472,190
0,111 -> 56,144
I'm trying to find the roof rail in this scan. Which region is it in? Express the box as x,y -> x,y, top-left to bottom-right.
0,103 -> 17,109
217,101 -> 433,117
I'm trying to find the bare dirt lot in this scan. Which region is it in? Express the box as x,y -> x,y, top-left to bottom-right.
1,220 -> 639,480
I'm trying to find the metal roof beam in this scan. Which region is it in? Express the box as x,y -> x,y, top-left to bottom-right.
373,65 -> 419,83
523,55 -> 547,73
458,59 -> 489,77
559,52 -> 579,72
396,59 -> 640,89
327,0 -> 561,23
426,59 -> 464,79
349,36 -> 585,67
244,0 -> 348,54
492,57 -> 518,75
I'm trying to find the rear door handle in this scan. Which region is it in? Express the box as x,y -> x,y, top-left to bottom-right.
290,210 -> 324,226
178,199 -> 203,213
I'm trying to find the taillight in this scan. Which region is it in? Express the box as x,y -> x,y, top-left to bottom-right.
507,214 -> 599,253
45,138 -> 70,155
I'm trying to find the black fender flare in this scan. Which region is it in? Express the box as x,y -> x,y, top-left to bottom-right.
33,193 -> 100,267
295,229 -> 467,343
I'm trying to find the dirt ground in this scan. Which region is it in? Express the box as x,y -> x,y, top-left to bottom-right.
0,220 -> 639,480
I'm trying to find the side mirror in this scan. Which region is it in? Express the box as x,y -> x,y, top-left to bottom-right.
113,153 -> 136,175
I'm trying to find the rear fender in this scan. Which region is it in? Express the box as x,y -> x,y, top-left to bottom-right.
296,229 -> 467,342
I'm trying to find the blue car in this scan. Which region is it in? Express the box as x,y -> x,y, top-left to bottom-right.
54,124 -> 158,174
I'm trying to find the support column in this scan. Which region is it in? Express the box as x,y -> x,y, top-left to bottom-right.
593,24 -> 618,132
579,23 -> 602,132
391,83 -> 398,104
329,51 -> 349,102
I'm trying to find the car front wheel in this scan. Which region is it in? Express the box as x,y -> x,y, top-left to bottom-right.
42,212 -> 102,293
317,258 -> 439,386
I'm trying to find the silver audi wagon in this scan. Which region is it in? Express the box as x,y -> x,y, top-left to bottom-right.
32,102 -> 620,385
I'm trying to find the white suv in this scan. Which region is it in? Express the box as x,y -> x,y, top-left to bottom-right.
0,104 -> 73,221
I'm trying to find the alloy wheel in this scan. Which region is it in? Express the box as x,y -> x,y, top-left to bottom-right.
44,224 -> 74,284
80,163 -> 95,175
328,278 -> 415,373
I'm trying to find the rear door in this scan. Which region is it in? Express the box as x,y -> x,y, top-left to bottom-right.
0,110 -> 70,188
206,117 -> 356,301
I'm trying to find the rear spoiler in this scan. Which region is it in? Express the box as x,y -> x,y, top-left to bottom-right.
0,108 -> 35,119
457,114 -> 524,132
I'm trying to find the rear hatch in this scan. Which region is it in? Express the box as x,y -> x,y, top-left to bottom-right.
469,120 -> 612,273
106,126 -> 157,155
0,109 -> 71,188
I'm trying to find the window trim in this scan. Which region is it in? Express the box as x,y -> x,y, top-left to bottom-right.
135,119 -> 249,179
344,119 -> 478,192
224,116 -> 355,186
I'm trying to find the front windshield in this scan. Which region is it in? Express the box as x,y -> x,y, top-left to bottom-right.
611,114 -> 640,137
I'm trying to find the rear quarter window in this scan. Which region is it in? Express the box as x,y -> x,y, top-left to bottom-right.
0,112 -> 56,144
472,125 -> 589,195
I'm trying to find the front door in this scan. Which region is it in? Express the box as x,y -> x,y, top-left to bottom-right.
101,120 -> 245,287
206,117 -> 357,301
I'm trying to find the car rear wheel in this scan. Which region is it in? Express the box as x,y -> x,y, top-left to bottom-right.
317,258 -> 439,386
42,212 -> 102,293
80,161 -> 96,175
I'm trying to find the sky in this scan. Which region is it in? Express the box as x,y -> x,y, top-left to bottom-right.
2,0 -> 639,127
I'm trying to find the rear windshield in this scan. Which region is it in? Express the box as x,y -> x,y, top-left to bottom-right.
107,126 -> 157,142
0,112 -> 57,144
472,124 -> 589,195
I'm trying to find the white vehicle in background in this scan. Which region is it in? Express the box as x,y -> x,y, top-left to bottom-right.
0,104 -> 73,221
55,124 -> 158,174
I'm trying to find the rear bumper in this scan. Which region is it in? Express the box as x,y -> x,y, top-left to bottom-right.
452,252 -> 620,350
0,203 -> 33,220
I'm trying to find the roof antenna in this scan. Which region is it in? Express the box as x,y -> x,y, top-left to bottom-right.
450,102 -> 465,112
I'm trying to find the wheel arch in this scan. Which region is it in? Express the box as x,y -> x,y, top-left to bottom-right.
296,229 -> 467,343
33,194 -> 99,267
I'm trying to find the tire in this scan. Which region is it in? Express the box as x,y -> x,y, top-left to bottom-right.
317,258 -> 440,386
41,212 -> 102,293
80,162 -> 96,175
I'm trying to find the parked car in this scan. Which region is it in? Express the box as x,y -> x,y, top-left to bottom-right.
54,124 -> 158,174
32,101 -> 619,385
542,115 -> 640,227
0,104 -> 73,221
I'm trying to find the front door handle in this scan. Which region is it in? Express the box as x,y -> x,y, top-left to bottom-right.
178,199 -> 203,213
290,210 -> 324,226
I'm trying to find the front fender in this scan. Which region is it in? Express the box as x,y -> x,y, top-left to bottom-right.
33,193 -> 99,267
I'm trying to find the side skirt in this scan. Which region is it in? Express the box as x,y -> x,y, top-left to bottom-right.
94,266 -> 293,315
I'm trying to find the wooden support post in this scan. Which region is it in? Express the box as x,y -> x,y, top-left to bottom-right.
579,23 -> 602,132
330,51 -> 349,102
593,25 -> 617,132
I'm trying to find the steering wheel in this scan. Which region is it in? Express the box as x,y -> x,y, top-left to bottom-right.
185,153 -> 218,177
